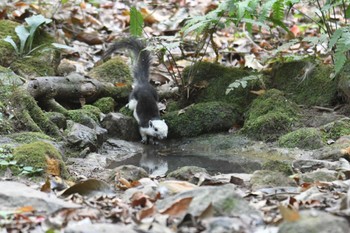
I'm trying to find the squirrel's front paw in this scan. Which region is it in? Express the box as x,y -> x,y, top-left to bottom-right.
141,139 -> 148,144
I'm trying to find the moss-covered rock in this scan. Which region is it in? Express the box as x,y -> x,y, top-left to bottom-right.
297,169 -> 339,183
241,89 -> 300,141
163,101 -> 239,138
278,127 -> 324,149
167,166 -> 208,183
88,56 -> 132,84
92,97 -> 115,114
320,118 -> 350,141
271,61 -> 337,106
67,109 -> 98,128
82,105 -> 102,120
67,104 -> 102,127
119,105 -> 133,117
278,210 -> 350,233
182,62 -> 262,113
13,141 -> 69,178
250,170 -> 296,190
45,112 -> 67,129
0,66 -> 24,86
261,160 -> 293,175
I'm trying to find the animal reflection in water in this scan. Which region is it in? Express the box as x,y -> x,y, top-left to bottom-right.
139,147 -> 168,176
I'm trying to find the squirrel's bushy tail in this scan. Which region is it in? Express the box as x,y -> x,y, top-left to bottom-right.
103,37 -> 151,84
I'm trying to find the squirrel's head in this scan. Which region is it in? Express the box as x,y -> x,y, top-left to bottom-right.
149,119 -> 168,139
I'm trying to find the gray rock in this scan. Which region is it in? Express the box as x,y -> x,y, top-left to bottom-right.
167,166 -> 209,183
46,112 -> 67,129
298,168 -> 339,183
65,222 -> 137,233
111,164 -> 148,182
157,184 -> 263,224
66,121 -> 98,152
95,125 -> 108,145
100,138 -> 143,161
66,153 -> 111,181
278,210 -> 349,233
250,170 -> 296,191
0,181 -> 80,213
202,216 -> 251,233
101,112 -> 139,141
292,159 -> 339,173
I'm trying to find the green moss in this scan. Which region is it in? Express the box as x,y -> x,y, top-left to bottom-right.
92,97 -> 115,114
278,127 -> 324,149
261,160 -> 293,175
67,104 -> 102,124
166,100 -> 182,112
8,132 -> 54,144
321,118 -> 350,141
0,20 -> 19,66
13,141 -> 69,178
163,101 -> 239,138
82,105 -> 102,120
11,54 -> 56,77
271,61 -> 337,106
241,89 -> 300,141
182,62 -> 262,113
88,56 -> 132,84
0,20 -> 58,75
119,105 -> 133,117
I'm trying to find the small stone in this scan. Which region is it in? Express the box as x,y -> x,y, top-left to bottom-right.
278,210 -> 349,233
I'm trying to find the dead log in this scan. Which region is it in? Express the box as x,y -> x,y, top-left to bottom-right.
25,72 -> 130,105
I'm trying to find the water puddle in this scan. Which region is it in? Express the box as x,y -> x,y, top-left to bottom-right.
107,145 -> 261,176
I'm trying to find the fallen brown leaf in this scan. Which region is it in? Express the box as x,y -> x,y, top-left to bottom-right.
130,191 -> 153,208
250,89 -> 266,96
46,156 -> 60,176
16,206 -> 35,214
138,205 -> 157,220
160,197 -> 193,217
40,177 -> 51,193
278,205 -> 300,222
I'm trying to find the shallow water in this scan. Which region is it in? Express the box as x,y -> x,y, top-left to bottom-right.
107,144 -> 261,176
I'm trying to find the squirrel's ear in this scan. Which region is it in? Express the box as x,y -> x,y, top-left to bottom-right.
149,120 -> 153,127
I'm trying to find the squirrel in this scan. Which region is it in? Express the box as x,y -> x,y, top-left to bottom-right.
103,37 -> 168,144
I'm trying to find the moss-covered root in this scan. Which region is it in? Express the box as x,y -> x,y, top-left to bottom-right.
11,89 -> 61,138
163,101 -> 240,138
13,141 -> 69,178
241,89 -> 300,142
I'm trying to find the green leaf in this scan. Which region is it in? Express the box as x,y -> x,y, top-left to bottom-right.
346,5 -> 350,19
25,14 -> 52,29
130,7 -> 143,37
329,28 -> 343,49
51,43 -> 76,51
0,160 -> 10,166
3,36 -> 19,54
25,15 -> 52,51
334,51 -> 346,74
15,25 -> 30,54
